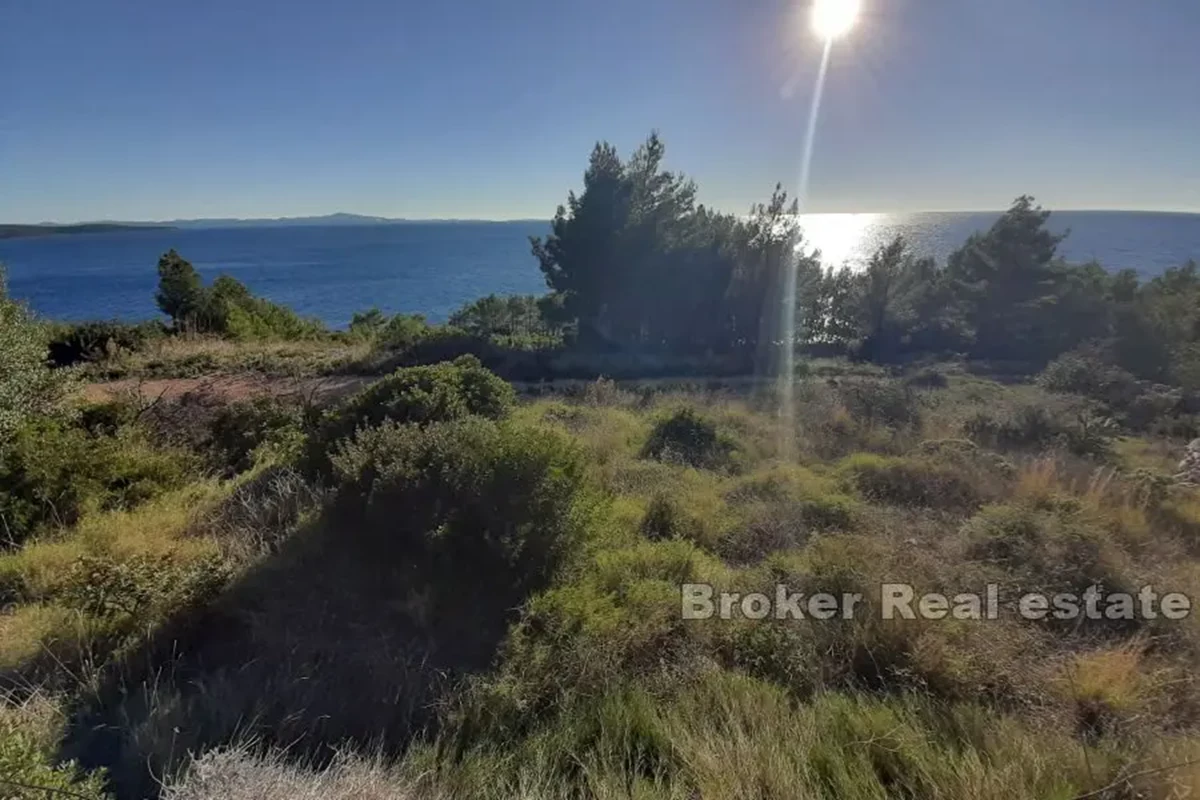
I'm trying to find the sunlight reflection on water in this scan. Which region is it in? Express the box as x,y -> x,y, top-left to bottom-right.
797,213 -> 884,270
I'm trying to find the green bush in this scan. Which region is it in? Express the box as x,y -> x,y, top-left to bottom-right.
0,269 -> 69,445
76,400 -> 140,437
58,553 -> 229,620
1037,351 -> 1140,407
1124,387 -> 1183,431
346,307 -> 389,341
910,439 -> 1018,496
207,397 -> 305,474
963,503 -> 1135,609
837,379 -> 923,429
0,714 -> 108,800
207,276 -> 327,341
797,494 -> 859,530
45,320 -> 166,367
641,407 -> 737,470
447,538 -> 722,744
840,452 -> 982,510
307,356 -> 514,473
0,420 -> 193,547
388,325 -> 492,366
640,494 -> 680,541
965,404 -> 1114,458
377,313 -> 434,351
330,418 -> 596,633
189,465 -> 325,556
721,620 -> 817,697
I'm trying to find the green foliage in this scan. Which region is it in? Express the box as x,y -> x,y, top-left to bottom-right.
59,552 -> 228,619
963,503 -> 1134,602
945,196 -> 1073,361
155,249 -> 206,327
641,407 -> 737,470
529,138 -> 1199,379
448,537 -> 721,742
640,493 -> 685,541
154,250 -> 325,340
839,452 -> 981,510
436,653 -> 1130,800
0,714 -> 108,800
346,307 -> 389,341
448,294 -> 560,348
45,319 -> 167,366
331,417 -> 596,623
1104,260 -> 1200,392
964,403 -> 1115,457
377,312 -> 434,351
841,236 -> 947,361
837,379 -> 922,429
76,400 -> 140,437
0,419 -> 193,547
1037,350 -> 1139,406
207,275 -> 326,341
533,134 -> 819,360
207,397 -> 305,474
797,493 -> 859,531
1038,348 -> 1187,432
310,355 -> 513,465
0,268 -> 69,446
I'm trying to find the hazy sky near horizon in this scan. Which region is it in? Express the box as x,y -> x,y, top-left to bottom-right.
3,0 -> 1198,223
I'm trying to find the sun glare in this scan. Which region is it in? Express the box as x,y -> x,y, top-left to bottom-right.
811,0 -> 861,40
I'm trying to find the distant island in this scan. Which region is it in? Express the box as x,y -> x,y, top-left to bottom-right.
157,213 -> 542,228
1,214 -> 546,237
162,212 -> 399,229
0,222 -> 175,239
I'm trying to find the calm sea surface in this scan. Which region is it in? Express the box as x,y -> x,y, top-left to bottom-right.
2,211 -> 1197,328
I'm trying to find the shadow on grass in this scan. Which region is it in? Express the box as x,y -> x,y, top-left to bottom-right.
57,510 -> 515,798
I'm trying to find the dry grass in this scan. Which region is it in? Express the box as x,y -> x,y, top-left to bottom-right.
1059,643 -> 1149,716
90,334 -> 372,380
163,747 -> 415,800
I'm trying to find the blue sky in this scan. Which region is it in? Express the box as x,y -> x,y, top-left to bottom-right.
3,0 -> 1198,222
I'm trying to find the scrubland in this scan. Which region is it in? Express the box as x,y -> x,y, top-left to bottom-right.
2,357 -> 1200,799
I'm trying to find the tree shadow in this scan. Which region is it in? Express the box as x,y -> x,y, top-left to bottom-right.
58,509 -> 514,798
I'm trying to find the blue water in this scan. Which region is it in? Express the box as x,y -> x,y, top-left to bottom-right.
1,212 -> 1197,328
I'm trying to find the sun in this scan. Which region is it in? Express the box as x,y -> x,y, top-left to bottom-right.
811,0 -> 862,40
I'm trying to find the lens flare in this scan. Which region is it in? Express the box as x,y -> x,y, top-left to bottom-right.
811,0 -> 861,40
779,0 -> 862,459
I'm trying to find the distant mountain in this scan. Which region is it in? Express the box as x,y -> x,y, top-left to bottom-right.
163,212 -> 401,229
0,222 -> 174,239
2,214 -> 549,234
157,214 -> 547,228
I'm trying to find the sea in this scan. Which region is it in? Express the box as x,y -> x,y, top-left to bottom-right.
2,211 -> 1198,329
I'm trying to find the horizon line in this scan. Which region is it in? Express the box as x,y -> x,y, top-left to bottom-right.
10,205 -> 1200,227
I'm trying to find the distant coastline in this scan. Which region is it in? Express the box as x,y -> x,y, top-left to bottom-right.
0,223 -> 175,240
0,213 -> 549,237
5,209 -> 1195,239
